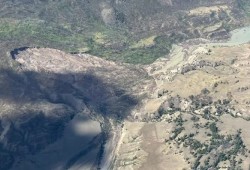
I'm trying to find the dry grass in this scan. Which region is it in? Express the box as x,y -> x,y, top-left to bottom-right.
188,5 -> 229,16
130,36 -> 157,49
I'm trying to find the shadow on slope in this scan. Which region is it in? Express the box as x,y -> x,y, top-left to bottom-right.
0,68 -> 138,119
0,67 -> 138,170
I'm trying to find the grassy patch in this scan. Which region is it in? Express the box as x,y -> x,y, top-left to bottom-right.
93,32 -> 108,45
130,35 -> 156,49
87,35 -> 182,64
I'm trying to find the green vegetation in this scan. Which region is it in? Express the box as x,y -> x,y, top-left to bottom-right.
0,18 -> 179,64
86,34 -> 176,64
0,19 -> 87,50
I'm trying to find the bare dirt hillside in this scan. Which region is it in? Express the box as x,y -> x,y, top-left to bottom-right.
115,41 -> 250,170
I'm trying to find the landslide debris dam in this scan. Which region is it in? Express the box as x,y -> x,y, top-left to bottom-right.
0,26 -> 250,170
1,0 -> 250,169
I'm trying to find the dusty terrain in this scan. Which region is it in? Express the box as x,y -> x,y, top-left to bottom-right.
114,37 -> 250,169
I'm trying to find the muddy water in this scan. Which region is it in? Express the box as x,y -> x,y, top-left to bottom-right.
211,25 -> 250,46
228,26 -> 250,45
